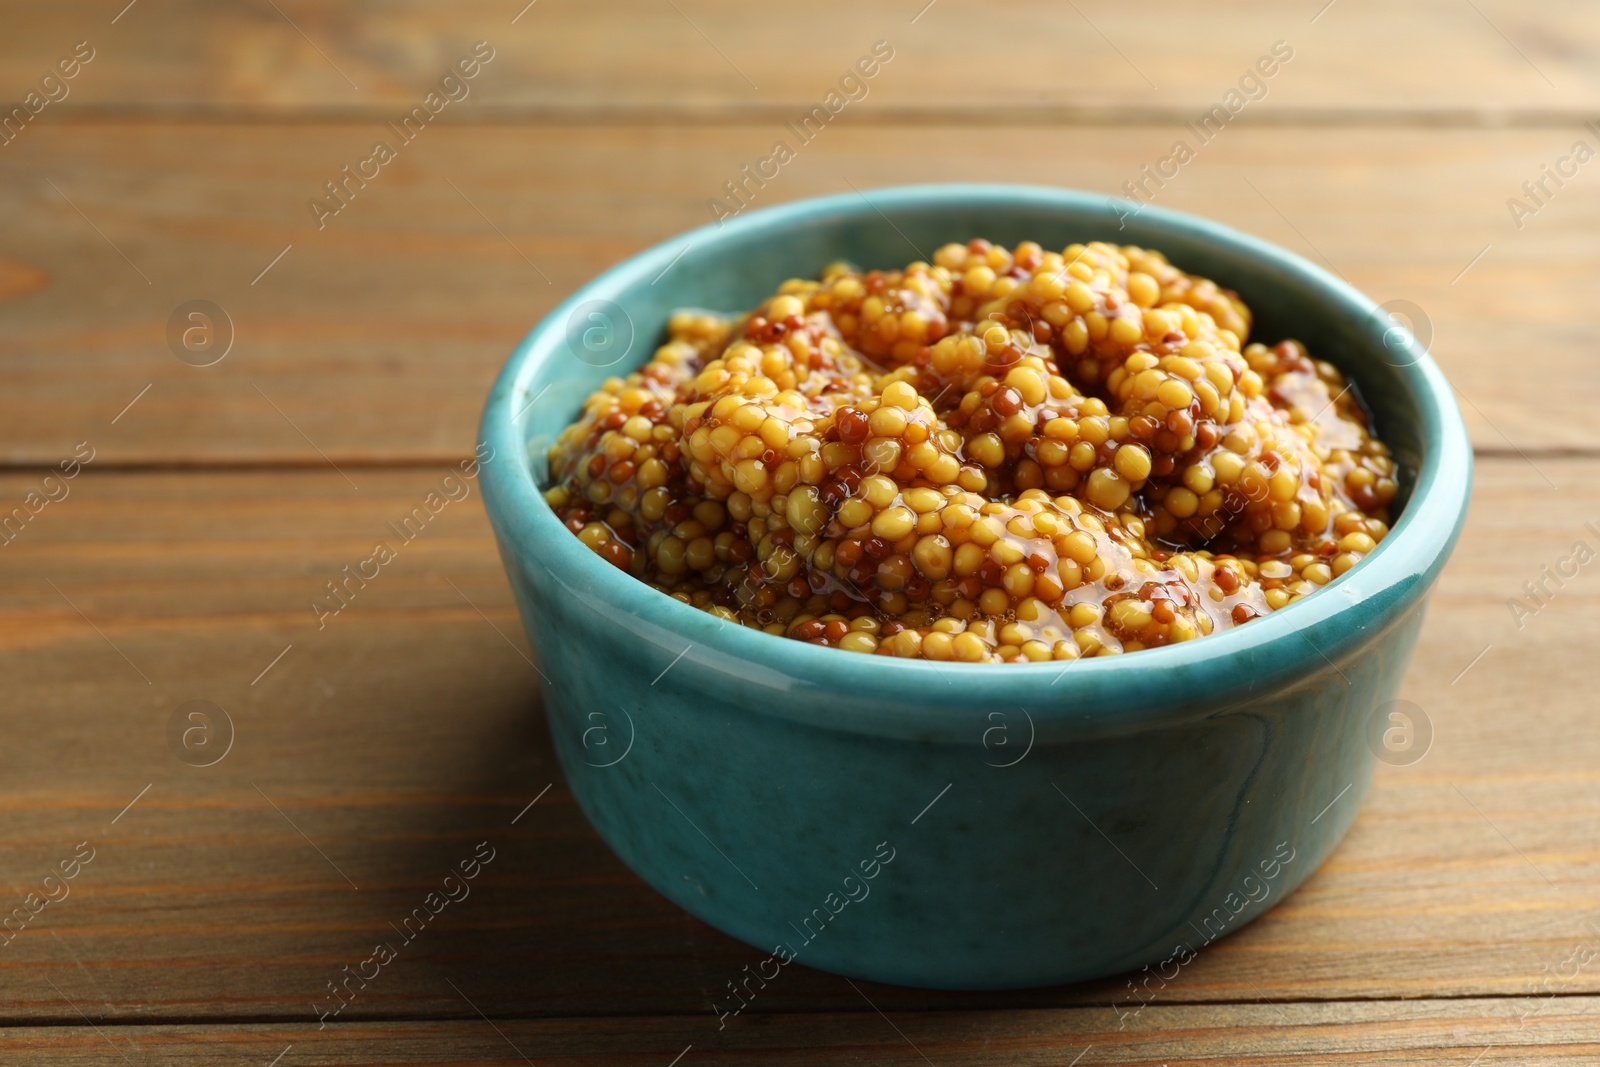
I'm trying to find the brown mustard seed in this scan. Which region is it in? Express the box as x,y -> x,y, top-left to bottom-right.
547,241 -> 1399,663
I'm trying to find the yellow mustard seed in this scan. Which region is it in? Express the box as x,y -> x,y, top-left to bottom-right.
547,240 -> 1396,662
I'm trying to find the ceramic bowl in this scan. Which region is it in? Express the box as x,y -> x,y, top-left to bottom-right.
478,184 -> 1471,989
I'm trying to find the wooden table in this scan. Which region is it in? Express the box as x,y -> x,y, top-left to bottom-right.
2,2 -> 1597,1062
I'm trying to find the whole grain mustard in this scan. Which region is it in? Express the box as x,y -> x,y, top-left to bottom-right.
545,239 -> 1397,663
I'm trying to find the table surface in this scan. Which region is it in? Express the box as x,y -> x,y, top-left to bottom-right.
2,2 -> 1598,1063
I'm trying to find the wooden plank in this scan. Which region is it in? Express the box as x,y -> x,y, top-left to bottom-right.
0,121 -> 1594,466
0,0 -> 1595,118
4,999 -> 1600,1065
0,456 -> 1596,1022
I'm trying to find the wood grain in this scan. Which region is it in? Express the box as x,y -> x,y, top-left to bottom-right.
1,458 -> 1596,1024
0,121 -> 1594,466
0,0 -> 1595,118
2,2 -> 1597,1056
5,997 -> 1600,1065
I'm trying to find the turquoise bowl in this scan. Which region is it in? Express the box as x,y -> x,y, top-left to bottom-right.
478,184 -> 1471,990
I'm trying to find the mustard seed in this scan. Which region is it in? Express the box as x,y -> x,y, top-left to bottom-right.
548,242 -> 1397,661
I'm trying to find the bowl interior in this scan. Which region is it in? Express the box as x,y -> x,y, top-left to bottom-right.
483,183 -> 1470,736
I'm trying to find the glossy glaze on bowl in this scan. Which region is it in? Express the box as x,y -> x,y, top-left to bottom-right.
479,184 -> 1472,989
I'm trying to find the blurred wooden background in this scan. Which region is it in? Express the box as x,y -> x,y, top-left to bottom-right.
2,1 -> 1599,1062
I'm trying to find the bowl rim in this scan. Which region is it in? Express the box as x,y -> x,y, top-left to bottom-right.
479,182 -> 1473,731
